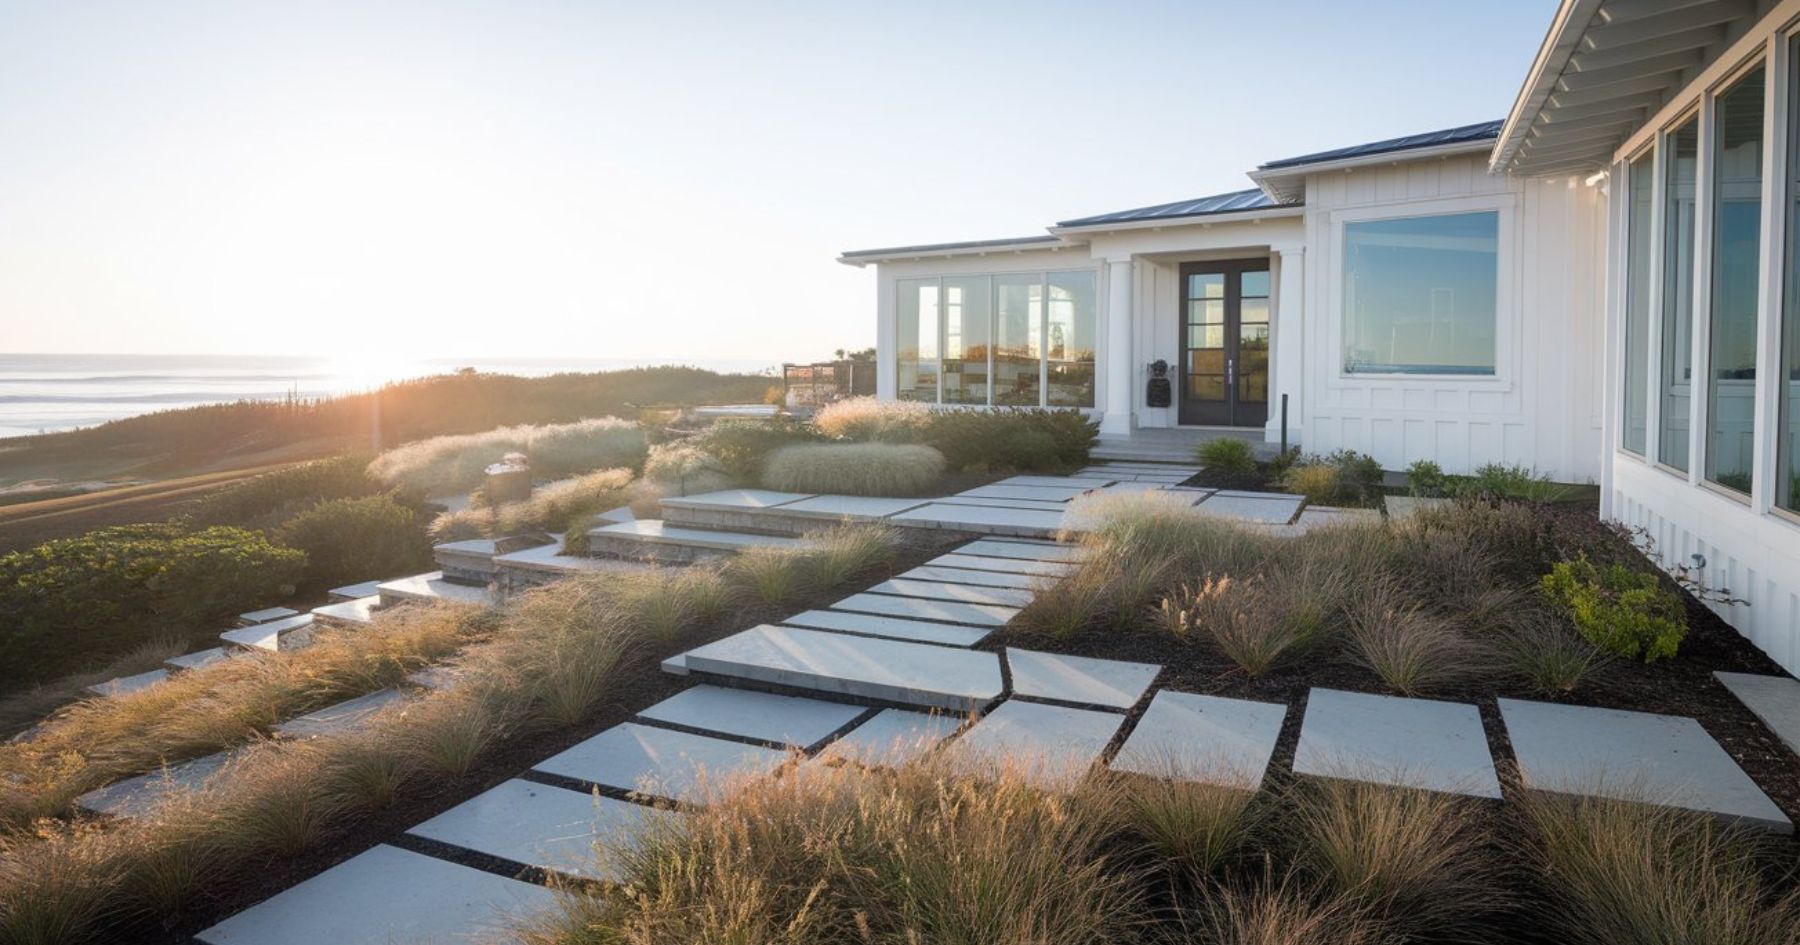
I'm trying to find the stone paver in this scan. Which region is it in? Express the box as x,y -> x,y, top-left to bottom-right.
165,646 -> 232,673
376,572 -> 493,606
1112,691 -> 1287,789
659,489 -> 812,509
589,520 -> 810,552
311,595 -> 379,627
406,778 -> 658,881
328,579 -> 384,602
1499,698 -> 1791,832
955,539 -> 1087,563
947,700 -> 1124,790
779,609 -> 990,647
899,565 -> 1044,590
773,495 -> 930,519
1715,671 -> 1800,756
1005,648 -> 1160,709
84,668 -> 169,697
832,592 -> 1019,627
670,625 -> 1003,709
1002,475 -> 1110,488
821,710 -> 963,767
237,606 -> 301,626
494,543 -> 646,577
1098,480 -> 1176,495
958,484 -> 1091,502
220,613 -> 316,652
1293,688 -> 1501,798
195,844 -> 556,945
1194,493 -> 1303,524
866,578 -> 1035,609
638,685 -> 865,749
274,689 -> 410,740
929,553 -> 1079,577
889,503 -> 1067,536
77,750 -> 234,817
932,495 -> 1074,512
534,722 -> 790,804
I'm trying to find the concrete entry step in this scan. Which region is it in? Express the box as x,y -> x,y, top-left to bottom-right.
889,502 -> 1067,538
669,624 -> 1004,710
586,519 -> 812,563
778,609 -> 991,647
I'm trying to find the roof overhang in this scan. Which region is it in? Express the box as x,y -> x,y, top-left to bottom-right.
1047,203 -> 1304,237
1249,139 -> 1500,203
836,235 -> 1082,268
1493,0 -> 1766,176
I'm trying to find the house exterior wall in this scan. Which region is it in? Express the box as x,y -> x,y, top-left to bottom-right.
1296,154 -> 1608,481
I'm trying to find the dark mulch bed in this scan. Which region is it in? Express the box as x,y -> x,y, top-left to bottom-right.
990,501 -> 1800,840
139,532 -> 967,945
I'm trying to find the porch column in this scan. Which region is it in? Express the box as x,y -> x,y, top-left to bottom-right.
1101,256 -> 1134,435
1267,244 -> 1305,446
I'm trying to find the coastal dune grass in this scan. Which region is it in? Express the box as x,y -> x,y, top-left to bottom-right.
760,442 -> 945,496
367,417 -> 648,496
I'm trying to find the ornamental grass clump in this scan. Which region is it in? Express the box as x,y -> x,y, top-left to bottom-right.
1158,575 -> 1317,677
367,417 -> 647,496
1343,576 -> 1488,694
811,396 -> 932,442
429,468 -> 635,541
760,442 -> 945,496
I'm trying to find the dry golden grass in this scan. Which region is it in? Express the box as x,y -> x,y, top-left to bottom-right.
760,442 -> 945,496
1342,577 -> 1489,695
429,468 -> 634,541
810,396 -> 931,442
367,418 -> 647,496
0,639 -> 187,740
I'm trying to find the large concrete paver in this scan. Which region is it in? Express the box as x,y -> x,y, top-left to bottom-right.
406,778 -> 659,882
899,565 -> 1044,590
866,578 -> 1035,609
821,709 -> 964,768
929,553 -> 1079,577
1500,697 -> 1791,832
533,722 -> 790,804
955,539 -> 1088,563
774,495 -> 931,519
637,685 -> 864,749
1006,648 -> 1160,709
832,592 -> 1019,627
779,609 -> 991,647
1715,671 -> 1800,756
1293,688 -> 1501,799
274,689 -> 410,740
957,484 -> 1091,502
76,751 -> 234,817
889,503 -> 1067,536
658,489 -> 812,509
946,699 -> 1123,791
195,844 -> 555,945
1111,691 -> 1287,789
1193,493 -> 1303,524
84,668 -> 169,697
672,624 -> 1003,710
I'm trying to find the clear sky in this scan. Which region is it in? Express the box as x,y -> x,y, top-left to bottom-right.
0,0 -> 1556,363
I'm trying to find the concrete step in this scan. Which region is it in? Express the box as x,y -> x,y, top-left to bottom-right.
665,624 -> 1003,711
493,541 -> 650,591
220,613 -> 317,653
312,595 -> 380,629
433,535 -> 555,585
164,646 -> 233,674
376,572 -> 495,609
83,668 -> 170,698
585,519 -> 813,563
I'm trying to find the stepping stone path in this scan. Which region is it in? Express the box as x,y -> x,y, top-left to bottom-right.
1112,691 -> 1287,789
376,572 -> 495,607
1005,648 -> 1160,709
957,484 -> 1092,502
237,606 -> 301,626
958,538 -> 1087,562
1294,688 -> 1502,798
406,779 -> 658,882
328,579 -> 385,602
77,750 -> 234,817
219,613 -> 316,652
778,609 -> 991,647
311,595 -> 379,628
165,646 -> 232,674
532,722 -> 790,805
660,488 -> 811,509
636,685 -> 865,750
820,709 -> 964,768
669,624 -> 1004,709
889,502 -> 1067,537
194,844 -> 555,945
946,699 -> 1123,791
832,592 -> 1019,627
84,668 -> 169,698
898,565 -> 1044,589
1500,698 -> 1791,832
274,689 -> 409,740
867,578 -> 1036,609
773,495 -> 929,519
1192,491 -> 1303,524
1715,671 -> 1800,756
931,553 -> 1078,577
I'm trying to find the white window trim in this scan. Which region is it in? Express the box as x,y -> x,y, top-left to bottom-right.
1323,194 -> 1519,391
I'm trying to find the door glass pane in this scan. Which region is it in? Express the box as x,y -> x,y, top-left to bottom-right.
1239,322 -> 1270,403
1189,273 -> 1224,298
896,278 -> 939,402
994,274 -> 1042,405
1046,271 -> 1097,407
1241,270 -> 1271,298
1706,66 -> 1764,495
1342,212 -> 1499,374
1624,150 -> 1654,455
941,276 -> 991,405
1661,119 -> 1699,471
1189,299 -> 1224,324
1783,42 -> 1800,513
1240,298 -> 1270,324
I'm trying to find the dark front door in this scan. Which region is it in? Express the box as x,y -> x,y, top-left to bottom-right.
1179,260 -> 1270,427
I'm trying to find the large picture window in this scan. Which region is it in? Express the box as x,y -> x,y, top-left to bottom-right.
894,270 -> 1096,408
1705,66 -> 1765,496
1660,118 -> 1699,472
1623,151 -> 1654,456
1342,210 -> 1499,375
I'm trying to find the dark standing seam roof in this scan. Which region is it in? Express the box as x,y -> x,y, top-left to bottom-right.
1054,188 -> 1288,228
1258,119 -> 1504,171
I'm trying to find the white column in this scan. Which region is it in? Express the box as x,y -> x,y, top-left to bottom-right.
1267,244 -> 1305,446
1100,257 -> 1134,435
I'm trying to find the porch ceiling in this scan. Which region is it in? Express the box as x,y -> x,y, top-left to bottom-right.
1493,0 -> 1767,176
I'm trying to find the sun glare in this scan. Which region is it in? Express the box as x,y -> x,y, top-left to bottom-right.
324,354 -> 420,391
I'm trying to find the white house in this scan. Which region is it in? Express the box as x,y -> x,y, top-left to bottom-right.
841,0 -> 1800,675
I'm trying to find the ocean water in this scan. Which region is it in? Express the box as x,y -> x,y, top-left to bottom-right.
0,354 -> 780,438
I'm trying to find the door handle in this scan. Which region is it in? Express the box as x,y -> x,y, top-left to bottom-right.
1227,357 -> 1235,385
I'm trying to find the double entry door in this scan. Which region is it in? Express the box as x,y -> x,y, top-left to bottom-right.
1179,260 -> 1270,427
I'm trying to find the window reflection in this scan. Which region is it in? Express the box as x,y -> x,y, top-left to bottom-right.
1706,67 -> 1765,495
898,270 -> 1096,408
895,278 -> 938,402
1661,119 -> 1699,472
941,276 -> 991,405
1624,151 -> 1654,455
1342,211 -> 1499,375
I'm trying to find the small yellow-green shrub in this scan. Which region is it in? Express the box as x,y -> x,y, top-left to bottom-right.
761,443 -> 945,496
1540,554 -> 1686,662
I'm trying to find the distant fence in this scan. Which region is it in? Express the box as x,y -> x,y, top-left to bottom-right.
782,361 -> 875,411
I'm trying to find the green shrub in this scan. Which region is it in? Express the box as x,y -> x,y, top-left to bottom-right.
687,418 -> 825,480
761,443 -> 945,495
811,396 -> 931,441
1325,450 -> 1384,503
1457,462 -> 1572,503
183,454 -> 380,529
641,441 -> 734,495
1540,555 -> 1686,662
276,495 -> 433,591
918,408 -> 1095,472
1280,462 -> 1341,504
1278,450 -> 1382,505
366,418 -> 648,496
0,525 -> 306,686
1407,460 -> 1448,498
1196,438 -> 1258,483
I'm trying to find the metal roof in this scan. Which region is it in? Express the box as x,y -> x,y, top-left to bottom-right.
1259,119 -> 1505,170
1494,0 -> 1760,176
837,234 -> 1069,265
1053,188 -> 1289,228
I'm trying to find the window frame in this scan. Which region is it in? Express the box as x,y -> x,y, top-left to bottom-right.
1325,194 -> 1518,389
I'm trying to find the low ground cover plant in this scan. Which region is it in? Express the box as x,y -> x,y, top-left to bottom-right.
761,442 -> 946,495
366,417 -> 648,496
1541,553 -> 1687,662
0,524 -> 306,688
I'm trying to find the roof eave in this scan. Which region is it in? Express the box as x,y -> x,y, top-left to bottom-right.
1047,203 -> 1304,236
1491,0 -> 1608,173
836,237 -> 1083,268
1249,138 -> 1500,203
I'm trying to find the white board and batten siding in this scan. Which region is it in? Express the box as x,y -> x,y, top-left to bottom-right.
1297,154 -> 1608,482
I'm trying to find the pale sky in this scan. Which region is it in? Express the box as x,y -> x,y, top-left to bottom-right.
0,0 -> 1555,363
